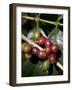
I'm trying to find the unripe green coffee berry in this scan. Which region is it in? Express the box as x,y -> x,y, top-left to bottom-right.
34,31 -> 41,40
42,60 -> 49,72
25,52 -> 32,59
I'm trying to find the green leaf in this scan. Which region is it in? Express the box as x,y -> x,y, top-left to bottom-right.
48,64 -> 53,75
22,60 -> 35,77
57,15 -> 63,21
32,61 -> 48,76
48,28 -> 59,42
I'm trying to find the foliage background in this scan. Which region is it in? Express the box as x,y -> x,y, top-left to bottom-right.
21,13 -> 63,77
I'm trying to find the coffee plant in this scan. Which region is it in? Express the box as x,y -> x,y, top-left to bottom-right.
21,13 -> 63,77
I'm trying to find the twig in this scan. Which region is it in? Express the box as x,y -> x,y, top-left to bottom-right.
56,62 -> 63,70
40,18 -> 56,25
22,34 -> 63,71
22,16 -> 63,26
39,29 -> 47,38
57,15 -> 63,21
22,34 -> 43,50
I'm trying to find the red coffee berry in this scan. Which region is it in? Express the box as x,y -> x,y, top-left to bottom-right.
48,54 -> 56,64
38,36 -> 47,45
38,50 -> 47,59
52,44 -> 58,53
45,47 -> 52,55
32,47 -> 39,55
45,39 -> 52,48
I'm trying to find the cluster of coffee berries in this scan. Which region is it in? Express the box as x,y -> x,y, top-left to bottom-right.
32,36 -> 59,64
22,36 -> 59,64
22,43 -> 32,59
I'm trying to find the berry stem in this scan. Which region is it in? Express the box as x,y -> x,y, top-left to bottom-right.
56,62 -> 63,70
22,16 -> 63,26
22,34 -> 43,50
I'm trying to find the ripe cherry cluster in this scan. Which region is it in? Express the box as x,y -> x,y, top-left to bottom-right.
22,36 -> 59,64
32,36 -> 59,64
